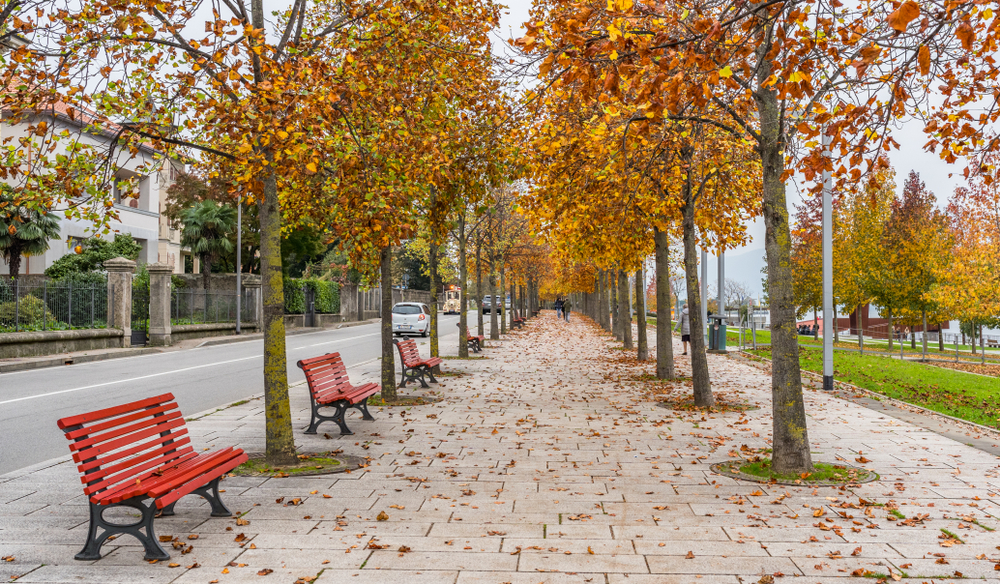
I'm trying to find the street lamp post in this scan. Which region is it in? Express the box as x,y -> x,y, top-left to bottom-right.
822,132 -> 834,390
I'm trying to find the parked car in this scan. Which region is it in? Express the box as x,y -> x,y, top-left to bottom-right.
481,295 -> 511,315
392,302 -> 430,337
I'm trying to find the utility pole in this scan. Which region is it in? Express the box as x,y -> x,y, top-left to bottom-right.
822,132 -> 833,390
717,250 -> 724,323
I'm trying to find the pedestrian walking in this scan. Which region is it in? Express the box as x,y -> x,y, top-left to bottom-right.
563,298 -> 572,322
673,305 -> 690,355
554,297 -> 564,319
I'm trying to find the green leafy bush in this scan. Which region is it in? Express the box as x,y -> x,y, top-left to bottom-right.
0,295 -> 57,330
284,279 -> 340,314
284,279 -> 306,314
44,234 -> 142,279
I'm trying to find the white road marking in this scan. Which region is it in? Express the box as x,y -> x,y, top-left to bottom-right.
0,331 -> 388,407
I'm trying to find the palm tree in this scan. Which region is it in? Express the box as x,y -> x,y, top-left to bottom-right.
0,186 -> 62,279
180,200 -> 237,290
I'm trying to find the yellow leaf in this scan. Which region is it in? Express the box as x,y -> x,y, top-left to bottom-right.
681,8 -> 689,19
278,131 -> 289,140
719,66 -> 733,78
306,162 -> 318,173
610,50 -> 619,60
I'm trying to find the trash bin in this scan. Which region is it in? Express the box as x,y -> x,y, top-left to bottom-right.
708,315 -> 727,352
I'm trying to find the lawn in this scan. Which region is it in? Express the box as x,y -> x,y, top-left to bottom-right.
726,328 -> 771,344
750,345 -> 1000,428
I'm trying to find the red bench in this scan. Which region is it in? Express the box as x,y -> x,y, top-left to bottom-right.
512,316 -> 525,329
297,352 -> 379,435
57,394 -> 247,561
394,338 -> 443,387
457,323 -> 484,353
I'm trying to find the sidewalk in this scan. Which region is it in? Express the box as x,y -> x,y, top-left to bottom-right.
2,313 -> 998,583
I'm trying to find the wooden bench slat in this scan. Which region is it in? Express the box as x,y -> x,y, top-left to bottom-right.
63,403 -> 180,441
70,410 -> 185,453
58,393 -> 176,429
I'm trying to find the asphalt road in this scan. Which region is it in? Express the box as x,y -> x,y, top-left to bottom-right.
0,312 -> 480,475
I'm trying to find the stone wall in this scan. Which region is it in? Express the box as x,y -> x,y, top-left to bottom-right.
0,328 -> 124,359
171,323 -> 260,343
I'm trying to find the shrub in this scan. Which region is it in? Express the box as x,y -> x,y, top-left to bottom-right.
0,295 -> 57,330
44,234 -> 142,279
283,279 -> 305,314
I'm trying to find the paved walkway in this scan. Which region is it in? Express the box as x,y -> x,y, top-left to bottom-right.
2,313 -> 999,583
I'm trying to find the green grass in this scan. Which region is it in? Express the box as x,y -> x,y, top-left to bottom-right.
751,345 -> 1000,428
889,508 -> 906,519
235,456 -> 341,476
726,328 -> 772,344
722,458 -> 875,483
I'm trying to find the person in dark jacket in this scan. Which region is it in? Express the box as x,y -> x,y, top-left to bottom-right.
554,297 -> 564,318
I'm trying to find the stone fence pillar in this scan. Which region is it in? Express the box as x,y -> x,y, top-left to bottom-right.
104,257 -> 136,348
242,274 -> 262,331
147,262 -> 172,347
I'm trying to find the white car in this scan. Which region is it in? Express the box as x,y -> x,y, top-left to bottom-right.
392,302 -> 430,337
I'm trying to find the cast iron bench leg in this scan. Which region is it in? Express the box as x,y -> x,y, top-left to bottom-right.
425,366 -> 438,384
161,478 -> 232,518
77,498 -> 169,561
305,400 -> 353,435
352,398 -> 375,421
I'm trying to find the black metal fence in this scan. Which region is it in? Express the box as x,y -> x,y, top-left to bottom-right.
0,279 -> 109,333
171,287 -> 256,325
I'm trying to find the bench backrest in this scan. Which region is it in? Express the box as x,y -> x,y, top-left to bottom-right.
56,393 -> 195,499
297,353 -> 353,398
394,339 -> 423,366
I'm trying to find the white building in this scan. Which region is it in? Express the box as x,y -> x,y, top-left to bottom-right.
0,102 -> 191,275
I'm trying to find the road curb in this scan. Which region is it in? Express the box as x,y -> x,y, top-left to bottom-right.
0,347 -> 162,374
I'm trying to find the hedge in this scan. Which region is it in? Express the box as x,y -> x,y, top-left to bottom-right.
284,279 -> 340,314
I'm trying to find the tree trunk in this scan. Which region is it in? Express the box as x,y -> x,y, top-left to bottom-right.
380,245 -> 396,400
489,272 -> 499,340
681,187 -> 712,408
429,239 -> 439,359
857,305 -> 864,351
635,267 -> 648,361
921,309 -> 928,360
887,307 -> 893,351
755,63 -> 811,472
813,307 -> 818,340
7,249 -> 22,279
911,328 -> 916,349
500,267 -> 507,335
938,322 -> 944,352
510,282 -> 516,323
620,270 -> 633,350
654,227 -> 675,379
202,254 -> 212,291
833,303 -> 839,343
458,216 -> 469,358
610,271 -> 621,340
476,238 -> 484,337
259,167 -> 295,466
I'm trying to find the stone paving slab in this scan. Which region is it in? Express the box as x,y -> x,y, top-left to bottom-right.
2,314 -> 1000,583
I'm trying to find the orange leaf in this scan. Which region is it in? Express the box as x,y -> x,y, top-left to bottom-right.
887,0 -> 920,32
917,45 -> 930,76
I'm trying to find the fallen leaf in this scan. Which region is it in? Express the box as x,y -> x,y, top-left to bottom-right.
376,511 -> 389,521
258,568 -> 273,576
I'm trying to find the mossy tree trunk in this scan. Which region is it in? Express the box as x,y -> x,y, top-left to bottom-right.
620,270 -> 633,350
259,166 -> 295,466
380,245 -> 396,401
754,47 -> 812,473
680,183 -> 712,408
654,227 -> 675,379
635,266 -> 647,361
476,238 -> 484,337
458,215 -> 469,358
489,271 -> 499,340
